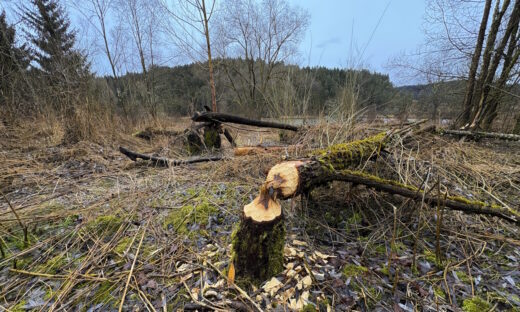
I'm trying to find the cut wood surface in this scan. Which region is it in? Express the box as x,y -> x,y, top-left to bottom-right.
233,131 -> 520,285
119,146 -> 223,167
192,112 -> 300,131
441,129 -> 520,141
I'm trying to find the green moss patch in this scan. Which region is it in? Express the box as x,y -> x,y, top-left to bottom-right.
37,254 -> 68,274
342,264 -> 368,278
163,199 -> 219,236
462,296 -> 491,312
82,215 -> 123,238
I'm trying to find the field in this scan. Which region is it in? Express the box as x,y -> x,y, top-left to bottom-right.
0,118 -> 519,311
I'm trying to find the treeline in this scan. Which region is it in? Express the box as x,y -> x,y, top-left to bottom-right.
106,61 -> 402,118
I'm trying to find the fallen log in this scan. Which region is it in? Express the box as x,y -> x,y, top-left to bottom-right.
119,147 -> 223,167
192,112 -> 299,131
233,144 -> 303,156
231,132 -> 388,285
133,128 -> 182,140
232,131 -> 520,285
440,129 -> 520,141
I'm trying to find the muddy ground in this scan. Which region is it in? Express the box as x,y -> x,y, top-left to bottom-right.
0,121 -> 519,311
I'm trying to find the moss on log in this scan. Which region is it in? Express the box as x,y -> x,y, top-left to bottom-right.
203,124 -> 221,150
231,212 -> 285,287
233,131 -> 520,285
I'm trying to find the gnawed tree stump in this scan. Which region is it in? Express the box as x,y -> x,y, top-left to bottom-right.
232,131 -> 520,284
232,133 -> 389,285
231,193 -> 285,286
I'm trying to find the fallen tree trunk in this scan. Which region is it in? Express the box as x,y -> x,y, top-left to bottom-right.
192,112 -> 300,131
233,144 -> 303,156
232,131 -> 520,285
133,128 -> 182,140
232,132 -> 388,285
440,129 -> 520,141
119,147 -> 223,167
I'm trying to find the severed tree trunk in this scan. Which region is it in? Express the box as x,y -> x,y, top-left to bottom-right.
232,132 -> 388,285
233,131 -> 520,284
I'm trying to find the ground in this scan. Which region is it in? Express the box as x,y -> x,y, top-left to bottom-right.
0,119 -> 519,311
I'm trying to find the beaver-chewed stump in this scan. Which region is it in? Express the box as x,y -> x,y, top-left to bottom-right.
231,130 -> 520,285
232,133 -> 388,286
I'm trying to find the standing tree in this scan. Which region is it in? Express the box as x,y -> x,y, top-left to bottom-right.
0,11 -> 31,115
74,0 -> 129,117
216,0 -> 309,116
160,0 -> 218,112
24,0 -> 90,141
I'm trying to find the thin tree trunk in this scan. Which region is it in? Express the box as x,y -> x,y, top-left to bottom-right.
459,0 -> 492,126
201,0 -> 217,112
470,0 -> 520,129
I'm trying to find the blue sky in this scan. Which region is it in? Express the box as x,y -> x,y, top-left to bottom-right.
1,0 -> 427,84
290,0 -> 426,82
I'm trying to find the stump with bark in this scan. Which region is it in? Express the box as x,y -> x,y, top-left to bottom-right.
232,132 -> 388,285
232,131 -> 520,285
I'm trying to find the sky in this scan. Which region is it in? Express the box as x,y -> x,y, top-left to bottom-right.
1,0 -> 428,85
289,0 -> 427,83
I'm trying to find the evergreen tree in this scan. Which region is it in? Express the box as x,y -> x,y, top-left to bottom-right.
0,11 -> 31,110
24,0 -> 88,84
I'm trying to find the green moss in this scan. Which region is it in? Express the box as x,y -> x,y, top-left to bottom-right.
232,218 -> 285,287
162,199 -> 219,236
456,271 -> 472,284
37,254 -> 68,274
347,212 -> 363,225
462,296 -> 491,312
380,265 -> 389,276
203,127 -> 221,149
92,281 -> 117,306
433,286 -> 445,299
62,214 -> 79,227
374,245 -> 386,255
342,264 -> 368,278
113,236 -> 155,259
83,215 -> 123,238
302,304 -> 318,312
312,132 -> 387,171
10,300 -> 26,312
391,241 -> 406,253
365,286 -> 382,302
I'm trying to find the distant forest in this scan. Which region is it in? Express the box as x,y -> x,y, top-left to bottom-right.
105,59 -> 474,121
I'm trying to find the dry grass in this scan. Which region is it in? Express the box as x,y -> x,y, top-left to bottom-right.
0,117 -> 519,311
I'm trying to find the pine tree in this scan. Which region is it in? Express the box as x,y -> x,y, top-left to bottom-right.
0,11 -> 31,109
24,0 -> 88,84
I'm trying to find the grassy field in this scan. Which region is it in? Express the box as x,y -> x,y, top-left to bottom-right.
0,118 -> 519,311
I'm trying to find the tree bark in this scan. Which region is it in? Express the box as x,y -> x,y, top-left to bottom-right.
233,131 -> 520,284
192,112 -> 299,131
439,129 -> 520,141
459,0 -> 492,126
119,146 -> 223,167
470,0 -> 520,129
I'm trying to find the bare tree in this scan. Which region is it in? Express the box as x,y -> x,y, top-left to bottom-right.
215,0 -> 309,116
160,0 -> 218,112
116,0 -> 163,119
73,0 -> 129,116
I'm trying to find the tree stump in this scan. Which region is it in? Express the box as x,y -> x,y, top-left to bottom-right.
203,123 -> 221,150
231,186 -> 285,286
186,130 -> 203,155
